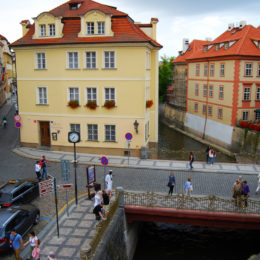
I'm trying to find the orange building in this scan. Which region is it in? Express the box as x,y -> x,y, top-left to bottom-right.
174,22 -> 260,149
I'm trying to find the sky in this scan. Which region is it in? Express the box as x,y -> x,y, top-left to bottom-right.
1,0 -> 260,58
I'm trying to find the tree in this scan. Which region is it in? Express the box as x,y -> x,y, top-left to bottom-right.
159,55 -> 174,102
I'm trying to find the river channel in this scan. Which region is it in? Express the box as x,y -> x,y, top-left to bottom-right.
158,120 -> 236,162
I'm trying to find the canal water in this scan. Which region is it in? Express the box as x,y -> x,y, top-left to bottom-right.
133,222 -> 259,260
158,121 -> 236,162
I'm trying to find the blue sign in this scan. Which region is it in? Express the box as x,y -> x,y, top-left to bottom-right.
15,121 -> 21,128
125,132 -> 133,140
101,156 -> 108,166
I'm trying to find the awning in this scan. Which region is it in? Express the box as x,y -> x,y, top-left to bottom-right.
254,109 -> 260,113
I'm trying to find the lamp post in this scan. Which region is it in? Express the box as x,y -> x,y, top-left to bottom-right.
68,131 -> 81,205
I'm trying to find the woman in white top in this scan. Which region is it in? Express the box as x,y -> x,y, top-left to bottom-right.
24,231 -> 39,259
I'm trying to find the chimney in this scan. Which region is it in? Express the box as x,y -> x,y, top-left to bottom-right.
20,20 -> 31,36
183,38 -> 189,53
205,37 -> 212,42
150,18 -> 159,40
239,20 -> 247,29
228,23 -> 234,31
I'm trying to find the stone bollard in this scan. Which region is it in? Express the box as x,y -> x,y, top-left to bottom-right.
80,246 -> 92,260
116,187 -> 124,208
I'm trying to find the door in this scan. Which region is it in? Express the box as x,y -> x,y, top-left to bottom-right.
40,121 -> 50,146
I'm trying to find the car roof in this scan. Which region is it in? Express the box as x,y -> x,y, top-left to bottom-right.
0,179 -> 36,193
0,208 -> 19,226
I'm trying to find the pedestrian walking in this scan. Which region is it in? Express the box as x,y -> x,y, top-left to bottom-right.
189,152 -> 194,169
168,171 -> 176,195
94,190 -> 103,208
93,202 -> 107,221
48,251 -> 57,260
242,181 -> 250,207
14,103 -> 18,115
255,174 -> 260,194
209,148 -> 215,166
105,170 -> 113,195
41,155 -> 48,180
102,189 -> 112,211
2,115 -> 7,128
24,231 -> 40,260
35,161 -> 41,180
184,178 -> 193,196
10,229 -> 23,260
205,146 -> 210,164
232,178 -> 243,207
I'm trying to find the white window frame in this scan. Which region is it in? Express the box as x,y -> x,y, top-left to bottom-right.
195,64 -> 200,76
49,24 -> 55,36
40,24 -> 46,37
220,64 -> 225,76
219,86 -> 224,99
67,52 -> 79,69
209,85 -> 213,97
204,64 -> 208,76
36,53 -> 46,69
68,87 -> 80,102
218,108 -> 223,119
105,125 -> 116,142
203,85 -> 207,97
87,124 -> 98,141
70,124 -> 81,134
37,87 -> 48,105
87,22 -> 94,35
208,106 -> 213,116
245,63 -> 252,76
104,51 -> 115,69
255,111 -> 260,121
258,64 -> 260,76
202,104 -> 206,114
243,87 -> 250,101
104,88 -> 115,102
195,84 -> 199,96
85,52 -> 96,69
256,87 -> 260,101
97,22 -> 105,34
209,64 -> 214,76
86,87 -> 97,104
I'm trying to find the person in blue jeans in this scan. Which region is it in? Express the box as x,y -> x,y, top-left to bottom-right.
41,155 -> 48,180
242,181 -> 250,207
10,229 -> 23,260
189,152 -> 194,169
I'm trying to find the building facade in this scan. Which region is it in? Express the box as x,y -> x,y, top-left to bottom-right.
11,0 -> 162,156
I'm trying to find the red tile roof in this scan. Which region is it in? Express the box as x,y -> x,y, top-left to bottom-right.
173,40 -> 209,63
11,0 -> 161,48
187,25 -> 260,60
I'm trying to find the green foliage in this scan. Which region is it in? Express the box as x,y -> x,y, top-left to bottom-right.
159,55 -> 174,102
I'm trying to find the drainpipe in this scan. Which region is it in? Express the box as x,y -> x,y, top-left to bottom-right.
202,60 -> 209,139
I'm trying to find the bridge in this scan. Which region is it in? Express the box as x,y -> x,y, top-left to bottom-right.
122,191 -> 260,230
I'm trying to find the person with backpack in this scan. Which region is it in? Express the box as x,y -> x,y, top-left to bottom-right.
9,229 -> 24,260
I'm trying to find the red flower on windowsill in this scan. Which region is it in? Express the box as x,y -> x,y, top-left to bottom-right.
146,100 -> 153,108
104,100 -> 115,109
68,100 -> 79,109
86,100 -> 97,110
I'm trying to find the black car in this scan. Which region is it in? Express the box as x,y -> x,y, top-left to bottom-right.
0,204 -> 40,252
0,179 -> 39,207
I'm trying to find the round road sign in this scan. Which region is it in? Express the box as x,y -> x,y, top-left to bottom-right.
14,115 -> 21,121
125,132 -> 133,140
100,156 -> 108,166
15,121 -> 21,128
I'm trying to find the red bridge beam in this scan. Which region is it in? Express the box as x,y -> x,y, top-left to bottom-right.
125,206 -> 260,230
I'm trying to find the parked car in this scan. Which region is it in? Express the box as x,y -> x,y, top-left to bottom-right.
0,179 -> 39,207
0,204 -> 40,252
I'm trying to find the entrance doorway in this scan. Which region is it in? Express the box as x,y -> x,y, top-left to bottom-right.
40,121 -> 50,147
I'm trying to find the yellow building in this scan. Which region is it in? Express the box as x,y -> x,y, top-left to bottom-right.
0,34 -> 14,106
11,0 -> 162,156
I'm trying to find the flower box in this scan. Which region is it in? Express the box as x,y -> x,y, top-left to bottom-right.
68,100 -> 79,109
104,100 -> 115,109
86,100 -> 97,110
146,100 -> 153,108
240,121 -> 249,128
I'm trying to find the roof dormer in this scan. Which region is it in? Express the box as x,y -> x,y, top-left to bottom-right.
78,10 -> 114,38
32,12 -> 63,39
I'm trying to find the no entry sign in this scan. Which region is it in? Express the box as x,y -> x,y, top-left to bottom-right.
101,156 -> 108,166
14,115 -> 21,121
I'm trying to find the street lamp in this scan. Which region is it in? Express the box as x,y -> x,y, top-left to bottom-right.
134,120 -> 139,134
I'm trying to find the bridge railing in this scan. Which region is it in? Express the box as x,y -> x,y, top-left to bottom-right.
123,191 -> 260,214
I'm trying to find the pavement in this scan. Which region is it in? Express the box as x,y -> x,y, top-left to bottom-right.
1,98 -> 260,259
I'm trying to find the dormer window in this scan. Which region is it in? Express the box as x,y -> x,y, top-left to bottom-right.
203,46 -> 208,52
87,22 -> 94,35
215,44 -> 219,51
69,3 -> 81,10
40,24 -> 46,37
49,24 -> 55,36
98,22 -> 105,35
224,42 -> 229,50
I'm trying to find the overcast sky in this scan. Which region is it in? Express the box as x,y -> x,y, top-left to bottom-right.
1,0 -> 260,58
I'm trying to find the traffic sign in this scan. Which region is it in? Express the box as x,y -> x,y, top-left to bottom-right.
39,179 -> 54,197
61,160 -> 70,182
101,156 -> 108,166
57,184 -> 73,189
14,115 -> 21,121
15,121 -> 21,128
125,132 -> 133,140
